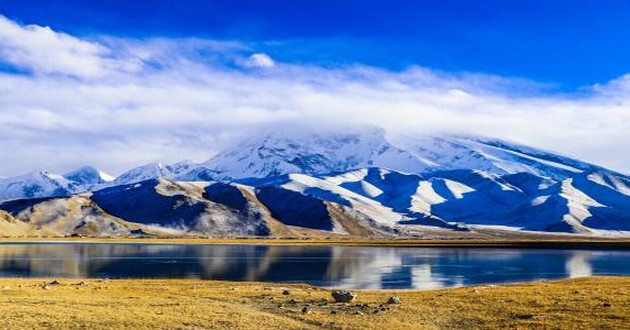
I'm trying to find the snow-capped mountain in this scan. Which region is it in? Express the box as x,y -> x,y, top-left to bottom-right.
202,126 -> 428,179
198,127 -> 620,181
0,126 -> 628,237
242,167 -> 630,234
390,135 -> 613,180
0,166 -> 114,200
1,167 -> 628,237
0,171 -> 78,200
106,161 -> 199,187
64,166 -> 114,189
51,126 -> 621,189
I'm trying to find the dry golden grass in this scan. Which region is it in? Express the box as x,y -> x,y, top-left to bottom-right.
0,277 -> 627,329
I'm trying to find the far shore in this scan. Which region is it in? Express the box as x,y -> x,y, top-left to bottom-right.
0,236 -> 629,249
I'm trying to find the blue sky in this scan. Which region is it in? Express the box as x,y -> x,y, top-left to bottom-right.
2,0 -> 630,90
0,1 -> 629,176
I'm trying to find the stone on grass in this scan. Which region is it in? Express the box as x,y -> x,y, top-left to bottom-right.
282,289 -> 291,296
331,290 -> 357,303
387,296 -> 402,305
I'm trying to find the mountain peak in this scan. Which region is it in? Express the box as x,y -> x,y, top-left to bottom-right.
197,126 -> 617,181
108,162 -> 167,186
64,166 -> 114,185
202,126 -> 428,179
0,170 -> 76,200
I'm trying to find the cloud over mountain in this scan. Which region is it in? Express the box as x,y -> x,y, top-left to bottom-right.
0,15 -> 628,177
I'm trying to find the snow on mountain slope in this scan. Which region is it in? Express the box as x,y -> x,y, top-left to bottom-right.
266,168 -> 630,234
318,168 -> 521,221
253,184 -> 407,235
389,134 -> 613,180
196,127 -> 621,183
0,171 -> 78,200
323,168 -> 432,215
318,169 -> 520,226
2,126 -> 626,199
12,126 -> 613,193
584,171 -> 630,196
0,166 -> 116,201
106,163 -> 169,187
570,173 -> 630,231
500,172 -> 556,195
104,161 -> 199,187
64,166 -> 114,189
174,166 -> 221,181
0,125 -> 628,237
0,169 -> 411,236
247,170 -> 464,230
202,126 -> 429,179
426,170 -> 629,234
277,173 -> 403,226
0,167 -> 628,236
441,171 -> 630,233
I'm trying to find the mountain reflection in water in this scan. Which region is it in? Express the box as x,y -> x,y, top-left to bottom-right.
0,243 -> 628,289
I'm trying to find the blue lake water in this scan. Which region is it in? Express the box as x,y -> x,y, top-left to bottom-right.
0,243 -> 628,289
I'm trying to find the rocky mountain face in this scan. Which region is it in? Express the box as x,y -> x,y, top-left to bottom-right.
0,127 -> 628,237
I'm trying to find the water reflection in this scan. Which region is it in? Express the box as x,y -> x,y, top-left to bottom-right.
566,251 -> 594,278
0,243 -> 627,289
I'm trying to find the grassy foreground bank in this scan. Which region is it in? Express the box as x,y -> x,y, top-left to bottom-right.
0,277 -> 627,329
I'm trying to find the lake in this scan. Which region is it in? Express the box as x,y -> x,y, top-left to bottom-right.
0,243 -> 628,289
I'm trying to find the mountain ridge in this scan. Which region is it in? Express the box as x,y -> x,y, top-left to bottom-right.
0,128 -> 628,237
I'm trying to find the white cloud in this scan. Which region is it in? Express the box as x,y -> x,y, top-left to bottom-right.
0,16 -> 628,176
0,15 -> 141,78
245,53 -> 275,68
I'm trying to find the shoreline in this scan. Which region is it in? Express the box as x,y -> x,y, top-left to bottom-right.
1,275 -> 628,293
1,237 -> 629,249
